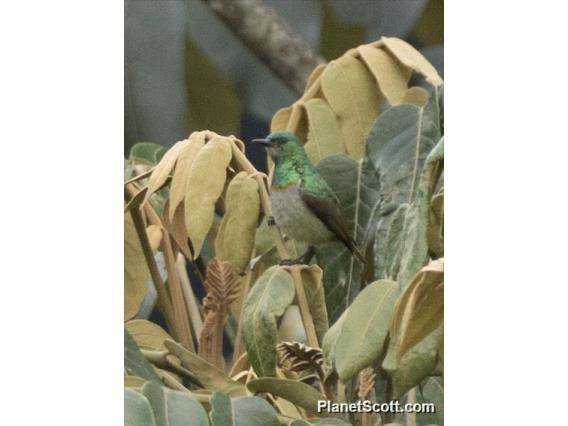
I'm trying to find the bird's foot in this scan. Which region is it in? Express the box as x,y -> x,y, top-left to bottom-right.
279,246 -> 316,266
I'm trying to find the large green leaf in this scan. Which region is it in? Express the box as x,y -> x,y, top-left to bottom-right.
417,376 -> 444,426
334,280 -> 399,380
242,266 -> 296,377
164,340 -> 246,396
125,388 -> 157,426
397,138 -> 444,289
382,326 -> 443,399
322,310 -> 347,368
368,84 -> 442,281
210,392 -> 279,426
141,381 -> 209,426
125,329 -> 160,382
247,377 -> 326,417
315,155 -> 381,322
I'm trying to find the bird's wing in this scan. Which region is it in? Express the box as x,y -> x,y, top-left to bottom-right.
300,189 -> 366,264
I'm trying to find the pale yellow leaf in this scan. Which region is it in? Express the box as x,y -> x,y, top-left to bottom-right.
184,136 -> 232,258
143,139 -> 187,205
358,44 -> 412,106
215,172 -> 261,274
380,37 -> 443,86
271,106 -> 292,132
124,213 -> 148,321
321,55 -> 381,159
304,63 -> 326,92
302,98 -> 346,164
168,132 -> 206,222
162,201 -> 191,259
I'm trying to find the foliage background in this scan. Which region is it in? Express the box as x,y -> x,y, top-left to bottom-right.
125,0 -> 443,167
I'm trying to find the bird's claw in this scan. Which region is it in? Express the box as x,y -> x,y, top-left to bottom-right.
278,246 -> 316,266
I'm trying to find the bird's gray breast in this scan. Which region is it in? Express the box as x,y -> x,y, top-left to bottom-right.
270,185 -> 334,243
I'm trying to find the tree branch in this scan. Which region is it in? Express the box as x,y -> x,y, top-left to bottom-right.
201,0 -> 324,95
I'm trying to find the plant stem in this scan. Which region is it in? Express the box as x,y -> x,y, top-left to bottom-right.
160,231 -> 196,352
126,186 -> 177,333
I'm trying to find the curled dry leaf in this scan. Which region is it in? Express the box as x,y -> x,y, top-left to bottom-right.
168,132 -> 206,222
389,258 -> 444,364
379,36 -> 443,87
303,62 -> 326,93
215,172 -> 261,274
321,54 -> 381,159
162,201 -> 191,259
184,135 -> 232,258
277,341 -> 325,380
124,212 -> 149,321
358,44 -> 411,106
142,139 -> 187,206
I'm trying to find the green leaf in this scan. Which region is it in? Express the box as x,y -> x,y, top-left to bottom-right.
130,142 -> 168,165
125,329 -> 160,382
368,85 -> 442,281
125,388 -> 157,426
397,138 -> 444,289
428,192 -> 444,258
299,265 -> 329,344
242,266 -> 296,377
334,280 -> 398,381
164,340 -> 246,396
315,155 -> 381,323
417,376 -> 444,426
322,310 -> 347,368
383,203 -> 410,280
382,326 -> 443,399
247,377 -> 326,417
141,381 -> 209,426
210,392 -> 279,426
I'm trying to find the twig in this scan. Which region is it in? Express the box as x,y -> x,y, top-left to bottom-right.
201,0 -> 324,95
159,231 -> 196,352
125,185 -> 177,334
286,265 -> 319,349
176,253 -> 204,338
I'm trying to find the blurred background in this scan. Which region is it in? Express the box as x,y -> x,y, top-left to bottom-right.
125,0 -> 443,169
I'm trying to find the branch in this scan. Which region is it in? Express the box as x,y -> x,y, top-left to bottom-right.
201,0 -> 324,95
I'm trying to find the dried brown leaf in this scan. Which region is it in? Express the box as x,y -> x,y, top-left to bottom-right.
277,341 -> 324,380
390,258 -> 444,363
143,139 -> 187,205
199,259 -> 241,369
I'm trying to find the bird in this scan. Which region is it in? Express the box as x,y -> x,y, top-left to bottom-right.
252,131 -> 365,265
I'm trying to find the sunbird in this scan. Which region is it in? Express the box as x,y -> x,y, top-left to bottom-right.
253,131 -> 365,265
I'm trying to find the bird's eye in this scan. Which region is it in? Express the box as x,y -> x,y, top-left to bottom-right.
276,138 -> 287,145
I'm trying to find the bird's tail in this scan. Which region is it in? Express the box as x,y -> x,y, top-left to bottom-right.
349,242 -> 367,265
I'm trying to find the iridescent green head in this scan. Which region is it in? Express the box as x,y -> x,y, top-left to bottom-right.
252,131 -> 308,164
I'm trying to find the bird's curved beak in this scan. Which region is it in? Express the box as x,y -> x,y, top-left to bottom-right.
252,138 -> 273,148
